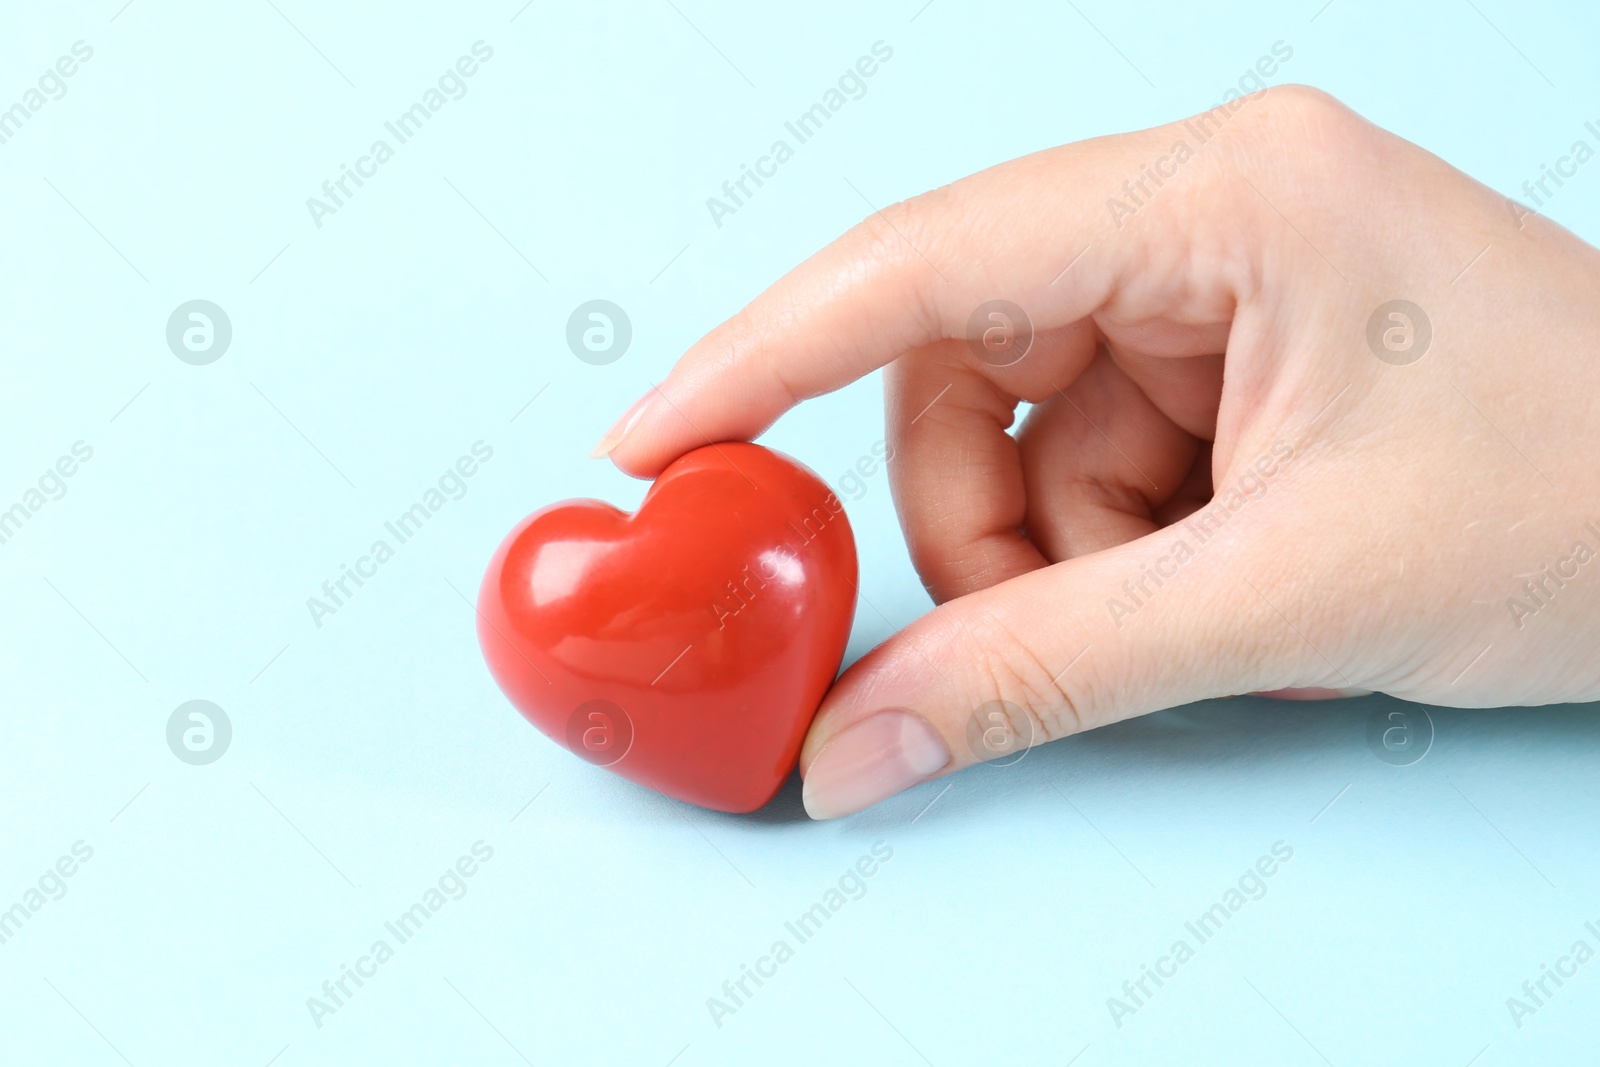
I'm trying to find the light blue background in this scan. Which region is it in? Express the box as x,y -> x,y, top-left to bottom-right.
3,1 -> 1599,1063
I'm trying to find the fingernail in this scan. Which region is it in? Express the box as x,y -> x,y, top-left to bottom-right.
591,392 -> 654,459
802,709 -> 950,820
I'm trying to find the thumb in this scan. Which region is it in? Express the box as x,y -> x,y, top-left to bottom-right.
799,520 -> 1322,818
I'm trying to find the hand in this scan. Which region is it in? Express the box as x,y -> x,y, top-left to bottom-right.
596,85 -> 1600,819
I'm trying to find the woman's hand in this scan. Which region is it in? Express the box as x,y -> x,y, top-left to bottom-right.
597,86 -> 1600,819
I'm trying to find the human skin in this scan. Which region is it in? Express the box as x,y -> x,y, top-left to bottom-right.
594,85 -> 1600,819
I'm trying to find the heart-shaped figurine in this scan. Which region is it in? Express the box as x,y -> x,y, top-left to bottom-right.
477,442 -> 858,812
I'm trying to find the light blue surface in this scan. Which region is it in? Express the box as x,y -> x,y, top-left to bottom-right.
3,1 -> 1599,1063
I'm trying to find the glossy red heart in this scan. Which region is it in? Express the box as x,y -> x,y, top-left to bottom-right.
476,442 -> 858,812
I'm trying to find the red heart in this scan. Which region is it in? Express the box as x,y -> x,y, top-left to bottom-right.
476,443 -> 858,812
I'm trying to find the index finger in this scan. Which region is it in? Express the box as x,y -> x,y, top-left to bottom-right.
596,93 -> 1286,476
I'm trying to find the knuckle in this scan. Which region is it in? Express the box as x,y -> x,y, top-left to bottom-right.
852,187 -> 951,271
1258,83 -> 1346,125
963,612 -> 1090,745
875,186 -> 949,249
842,188 -> 950,339
1182,83 -> 1375,272
1238,83 -> 1369,168
849,194 -> 920,264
